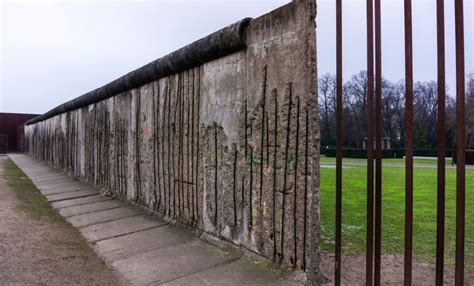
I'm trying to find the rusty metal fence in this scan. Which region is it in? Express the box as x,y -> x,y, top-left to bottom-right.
332,0 -> 466,285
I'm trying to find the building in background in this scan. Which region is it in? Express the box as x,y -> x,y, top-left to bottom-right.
0,113 -> 39,153
363,136 -> 392,150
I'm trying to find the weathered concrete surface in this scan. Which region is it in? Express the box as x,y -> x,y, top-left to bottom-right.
80,215 -> 167,243
37,181 -> 87,190
40,185 -> 91,196
23,174 -> 66,183
46,189 -> 98,202
36,183 -> 85,192
51,194 -> 109,209
111,241 -> 239,285
23,0 -> 319,281
34,178 -> 79,186
67,207 -> 139,227
93,225 -> 193,261
58,200 -> 122,217
9,153 -> 296,285
161,259 -> 299,286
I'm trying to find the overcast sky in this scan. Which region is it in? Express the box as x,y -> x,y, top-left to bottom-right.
0,0 -> 472,114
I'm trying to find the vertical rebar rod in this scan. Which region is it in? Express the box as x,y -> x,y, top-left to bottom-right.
233,148 -> 238,226
281,82 -> 293,262
191,69 -> 196,222
335,0 -> 343,284
454,0 -> 465,284
260,66 -> 267,206
214,122 -> 219,226
374,0 -> 382,284
303,107 -> 309,270
403,0 -> 414,284
152,84 -> 158,208
435,0 -> 446,284
196,69 -> 201,224
273,89 -> 279,260
135,92 -> 142,204
366,0 -> 375,284
293,97 -> 300,267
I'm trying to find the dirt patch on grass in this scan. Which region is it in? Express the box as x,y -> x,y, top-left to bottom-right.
320,251 -> 474,285
0,156 -> 125,285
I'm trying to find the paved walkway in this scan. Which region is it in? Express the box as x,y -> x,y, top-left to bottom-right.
9,154 -> 294,286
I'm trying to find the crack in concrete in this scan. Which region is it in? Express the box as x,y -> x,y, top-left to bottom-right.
62,205 -> 123,218
90,223 -> 170,244
40,188 -> 92,195
53,196 -> 110,209
48,193 -> 100,203
75,213 -> 142,228
149,252 -> 245,285
108,238 -> 190,263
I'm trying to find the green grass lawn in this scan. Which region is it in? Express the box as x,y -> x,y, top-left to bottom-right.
320,157 -> 474,272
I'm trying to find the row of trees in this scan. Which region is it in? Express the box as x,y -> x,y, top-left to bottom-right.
318,71 -> 474,149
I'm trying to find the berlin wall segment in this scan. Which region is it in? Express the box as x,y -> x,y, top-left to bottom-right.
24,0 -> 320,282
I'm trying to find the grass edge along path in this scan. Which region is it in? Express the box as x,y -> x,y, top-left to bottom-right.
2,158 -> 115,266
3,158 -> 67,223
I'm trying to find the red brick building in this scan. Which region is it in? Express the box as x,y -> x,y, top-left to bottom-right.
0,112 -> 39,153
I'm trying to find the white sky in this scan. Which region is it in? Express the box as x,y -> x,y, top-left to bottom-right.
0,0 -> 472,114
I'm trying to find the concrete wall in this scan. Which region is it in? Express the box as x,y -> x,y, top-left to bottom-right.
25,0 -> 320,281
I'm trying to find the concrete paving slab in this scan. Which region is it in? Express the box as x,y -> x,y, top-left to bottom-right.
39,185 -> 91,196
80,215 -> 167,243
24,168 -> 66,174
51,195 -> 109,209
161,258 -> 295,286
28,172 -> 64,177
112,240 -> 238,285
37,181 -> 84,190
16,165 -> 48,170
21,167 -> 55,172
32,178 -> 73,185
27,173 -> 65,179
26,172 -> 68,177
12,162 -> 38,166
20,166 -> 58,172
46,189 -> 98,202
94,225 -> 193,262
31,176 -> 71,183
22,170 -> 58,176
67,207 -> 139,228
59,200 -> 123,217
34,178 -> 78,186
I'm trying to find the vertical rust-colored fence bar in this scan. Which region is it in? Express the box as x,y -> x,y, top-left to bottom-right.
374,0 -> 382,284
365,0 -> 375,284
335,0 -> 343,284
454,0 -> 465,284
403,0 -> 414,284
435,0 -> 446,284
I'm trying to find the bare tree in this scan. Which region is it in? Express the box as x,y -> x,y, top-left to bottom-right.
381,79 -> 404,147
317,71 -> 465,150
318,73 -> 336,147
413,81 -> 438,148
446,96 -> 456,150
391,81 -> 406,147
344,71 -> 368,148
467,73 -> 474,148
